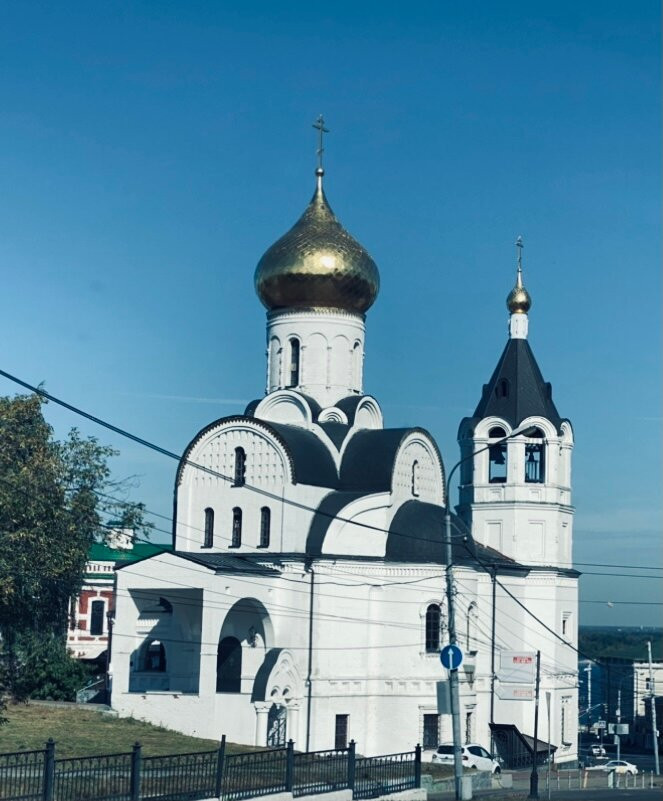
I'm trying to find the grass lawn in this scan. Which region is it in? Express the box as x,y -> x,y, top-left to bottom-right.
0,702 -> 256,757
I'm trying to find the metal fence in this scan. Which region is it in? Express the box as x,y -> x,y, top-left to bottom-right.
292,745 -> 352,797
222,745 -> 288,801
141,749 -> 220,801
0,738 -> 420,801
354,749 -> 420,800
0,747 -> 46,801
54,751 -> 133,801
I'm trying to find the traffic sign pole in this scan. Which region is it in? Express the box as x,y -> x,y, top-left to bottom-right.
444,507 -> 463,801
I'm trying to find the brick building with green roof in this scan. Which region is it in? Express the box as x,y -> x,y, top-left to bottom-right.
67,530 -> 171,661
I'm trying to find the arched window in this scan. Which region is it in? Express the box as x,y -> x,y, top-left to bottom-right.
425,604 -> 441,653
90,600 -> 105,636
287,338 -> 300,387
142,639 -> 167,672
259,507 -> 271,548
203,508 -> 214,548
216,636 -> 242,693
234,447 -> 246,487
231,507 -> 242,548
466,603 -> 478,653
488,428 -> 507,484
495,379 -> 510,399
352,341 -> 362,390
411,461 -> 420,497
525,428 -> 545,483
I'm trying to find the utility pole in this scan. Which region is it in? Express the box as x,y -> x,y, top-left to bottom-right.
616,688 -> 621,762
528,650 -> 541,800
444,510 -> 463,801
490,565 -> 497,757
584,663 -> 592,726
647,640 -> 660,775
545,691 -> 551,801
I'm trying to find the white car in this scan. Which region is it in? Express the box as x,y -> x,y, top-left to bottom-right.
431,743 -> 501,773
589,745 -> 606,757
586,759 -> 638,775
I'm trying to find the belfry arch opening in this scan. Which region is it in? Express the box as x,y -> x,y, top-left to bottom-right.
488,426 -> 507,484
525,427 -> 546,483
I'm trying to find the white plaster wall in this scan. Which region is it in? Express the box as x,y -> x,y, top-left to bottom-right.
391,436 -> 444,507
177,420 -> 331,555
112,555 -> 576,763
266,309 -> 366,407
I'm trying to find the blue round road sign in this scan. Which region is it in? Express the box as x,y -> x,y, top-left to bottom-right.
440,644 -> 463,670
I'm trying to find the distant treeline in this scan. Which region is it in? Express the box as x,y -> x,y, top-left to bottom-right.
579,627 -> 663,661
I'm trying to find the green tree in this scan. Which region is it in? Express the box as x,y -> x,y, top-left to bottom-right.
0,393 -> 151,711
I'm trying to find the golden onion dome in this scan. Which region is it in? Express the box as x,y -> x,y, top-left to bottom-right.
255,169 -> 380,314
506,242 -> 532,313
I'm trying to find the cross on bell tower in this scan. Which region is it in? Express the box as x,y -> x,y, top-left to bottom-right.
312,114 -> 329,174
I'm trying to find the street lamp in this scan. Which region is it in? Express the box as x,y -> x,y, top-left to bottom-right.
444,424 -> 538,801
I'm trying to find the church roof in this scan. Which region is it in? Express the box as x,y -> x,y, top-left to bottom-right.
115,549 -> 279,575
386,501 -> 517,566
340,428 -> 442,492
176,415 -> 338,489
268,422 -> 338,486
472,338 -> 563,432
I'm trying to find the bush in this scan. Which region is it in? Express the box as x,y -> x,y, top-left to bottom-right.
6,632 -> 92,702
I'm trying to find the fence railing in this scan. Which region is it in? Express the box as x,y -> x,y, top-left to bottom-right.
0,738 -> 421,801
0,747 -> 47,801
292,744 -> 353,797
354,750 -> 420,800
222,745 -> 288,801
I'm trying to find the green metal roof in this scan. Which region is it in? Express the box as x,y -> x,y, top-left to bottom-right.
88,541 -> 172,564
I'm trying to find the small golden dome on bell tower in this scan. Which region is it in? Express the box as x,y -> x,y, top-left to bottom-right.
506,236 -> 532,314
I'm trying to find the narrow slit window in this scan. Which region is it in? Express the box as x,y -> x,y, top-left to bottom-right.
259,507 -> 271,548
411,460 -> 420,496
203,508 -> 214,548
287,338 -> 300,387
234,447 -> 246,487
231,507 -> 242,548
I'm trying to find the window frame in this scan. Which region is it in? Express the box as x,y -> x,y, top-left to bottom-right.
89,599 -> 105,636
334,714 -> 349,750
287,338 -> 301,388
234,447 -> 246,487
230,507 -> 242,548
259,507 -> 271,548
203,507 -> 214,548
425,604 -> 441,653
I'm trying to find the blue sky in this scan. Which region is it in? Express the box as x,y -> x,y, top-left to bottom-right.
0,2 -> 660,626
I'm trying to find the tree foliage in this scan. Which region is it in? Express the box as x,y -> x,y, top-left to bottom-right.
0,393 -> 151,707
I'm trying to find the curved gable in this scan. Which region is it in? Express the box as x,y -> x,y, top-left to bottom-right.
176,416 -> 338,489
340,427 -> 444,495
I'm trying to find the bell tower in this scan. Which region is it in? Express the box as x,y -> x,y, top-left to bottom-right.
457,240 -> 574,567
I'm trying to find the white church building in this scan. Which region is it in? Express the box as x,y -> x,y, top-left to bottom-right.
110,159 -> 579,765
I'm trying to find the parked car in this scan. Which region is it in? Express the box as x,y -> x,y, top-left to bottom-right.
586,760 -> 638,775
432,744 -> 501,773
589,745 -> 606,757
